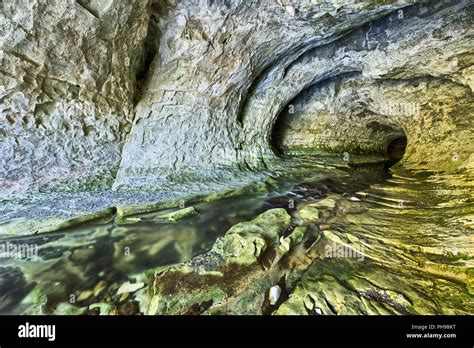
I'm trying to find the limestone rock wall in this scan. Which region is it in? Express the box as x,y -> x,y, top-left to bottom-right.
239,1 -> 473,170
0,0 -> 472,194
114,0 -> 409,189
272,73 -> 407,156
115,0 -> 473,189
273,75 -> 473,171
0,0 -> 150,196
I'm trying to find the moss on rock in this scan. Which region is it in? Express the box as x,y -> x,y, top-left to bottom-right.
153,206 -> 198,222
146,208 -> 291,315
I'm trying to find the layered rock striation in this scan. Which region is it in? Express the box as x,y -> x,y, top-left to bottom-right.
0,0 -> 472,193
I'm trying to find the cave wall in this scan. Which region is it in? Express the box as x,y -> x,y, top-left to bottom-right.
114,0 -> 410,189
273,75 -> 473,171
0,0 -> 472,195
0,0 -> 150,196
115,0 -> 472,189
272,73 -> 407,157
239,1 -> 473,169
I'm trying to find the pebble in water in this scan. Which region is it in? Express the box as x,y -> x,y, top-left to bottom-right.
117,281 -> 145,295
269,285 -> 281,305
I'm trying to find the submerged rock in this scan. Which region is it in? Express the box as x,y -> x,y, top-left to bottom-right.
0,267 -> 30,312
115,216 -> 143,226
117,301 -> 140,315
154,207 -> 198,222
0,207 -> 115,237
53,303 -> 87,316
147,208 -> 292,315
117,282 -> 145,295
275,170 -> 474,315
278,226 -> 306,254
297,206 -> 320,224
308,196 -> 339,210
88,302 -> 114,316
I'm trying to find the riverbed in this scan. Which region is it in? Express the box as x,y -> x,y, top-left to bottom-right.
1,157 -> 472,315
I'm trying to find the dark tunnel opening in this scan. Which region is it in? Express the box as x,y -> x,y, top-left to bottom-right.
384,135 -> 408,169
271,121 -> 286,157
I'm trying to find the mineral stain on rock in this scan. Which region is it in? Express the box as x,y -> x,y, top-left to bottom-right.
0,0 -> 472,316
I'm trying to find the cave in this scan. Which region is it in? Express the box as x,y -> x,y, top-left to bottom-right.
385,135 -> 408,168
0,0 -> 472,335
269,74 -> 411,170
270,106 -> 290,157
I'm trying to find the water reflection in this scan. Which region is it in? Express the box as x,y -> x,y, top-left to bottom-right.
0,157 -> 472,315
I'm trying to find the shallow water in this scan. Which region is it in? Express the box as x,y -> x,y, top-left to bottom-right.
0,157 -> 472,315
281,167 -> 474,315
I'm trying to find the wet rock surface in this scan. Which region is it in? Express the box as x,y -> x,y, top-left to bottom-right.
0,158 -> 472,315
0,1 -> 472,317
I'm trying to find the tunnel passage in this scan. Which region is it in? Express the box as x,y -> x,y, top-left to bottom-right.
271,116 -> 288,156
269,74 -> 410,163
265,62 -> 474,174
385,135 -> 408,169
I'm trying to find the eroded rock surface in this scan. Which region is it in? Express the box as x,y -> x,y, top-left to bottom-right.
1,1 -> 472,193
0,0 -> 473,317
274,76 -> 473,171
115,0 -> 412,189
147,208 -> 292,315
1,0 -> 150,196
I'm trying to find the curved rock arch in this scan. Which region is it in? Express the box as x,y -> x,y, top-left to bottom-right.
238,1 -> 473,170
114,0 -> 412,189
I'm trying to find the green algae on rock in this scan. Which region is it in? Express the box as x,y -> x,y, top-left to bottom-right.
275,169 -> 474,316
0,207 -> 115,237
147,208 -> 292,315
153,207 -> 198,222
0,0 -> 472,320
297,206 -> 320,224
